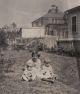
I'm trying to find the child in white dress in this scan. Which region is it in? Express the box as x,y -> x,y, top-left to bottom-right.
39,58 -> 54,79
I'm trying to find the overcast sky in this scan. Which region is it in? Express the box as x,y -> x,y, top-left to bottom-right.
0,0 -> 80,27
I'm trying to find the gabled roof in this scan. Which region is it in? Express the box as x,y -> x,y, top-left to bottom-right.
32,9 -> 64,23
65,6 -> 80,13
42,11 -> 64,18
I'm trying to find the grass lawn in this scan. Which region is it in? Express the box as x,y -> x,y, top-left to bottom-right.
0,50 -> 80,94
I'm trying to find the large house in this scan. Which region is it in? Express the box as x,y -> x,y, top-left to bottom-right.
32,5 -> 80,51
32,5 -> 68,49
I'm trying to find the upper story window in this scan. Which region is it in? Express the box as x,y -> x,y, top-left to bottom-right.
72,16 -> 76,33
52,18 -> 56,24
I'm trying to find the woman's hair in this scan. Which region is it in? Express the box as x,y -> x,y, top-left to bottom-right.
32,51 -> 40,58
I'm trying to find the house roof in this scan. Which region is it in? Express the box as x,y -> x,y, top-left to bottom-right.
42,11 -> 64,18
32,9 -> 64,23
65,6 -> 80,13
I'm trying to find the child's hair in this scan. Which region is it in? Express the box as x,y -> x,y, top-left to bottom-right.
44,60 -> 48,64
37,54 -> 40,58
44,58 -> 50,64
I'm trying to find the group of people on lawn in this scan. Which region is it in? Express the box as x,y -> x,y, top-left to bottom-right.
22,51 -> 56,82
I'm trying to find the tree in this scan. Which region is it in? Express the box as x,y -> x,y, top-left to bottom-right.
11,22 -> 17,28
0,29 -> 8,49
19,28 -> 22,37
3,24 -> 9,29
0,30 -> 8,74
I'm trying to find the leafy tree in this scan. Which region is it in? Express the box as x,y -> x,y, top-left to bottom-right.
11,22 -> 17,28
0,29 -> 8,74
0,29 -> 8,48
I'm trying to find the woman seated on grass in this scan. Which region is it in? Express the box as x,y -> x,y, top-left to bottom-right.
21,51 -> 42,81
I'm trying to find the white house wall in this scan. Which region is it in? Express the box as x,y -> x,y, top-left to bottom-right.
22,28 -> 45,38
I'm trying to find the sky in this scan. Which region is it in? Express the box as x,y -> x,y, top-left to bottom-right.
0,0 -> 80,27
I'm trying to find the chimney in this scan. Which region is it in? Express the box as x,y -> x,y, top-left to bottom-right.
51,5 -> 58,13
55,6 -> 58,13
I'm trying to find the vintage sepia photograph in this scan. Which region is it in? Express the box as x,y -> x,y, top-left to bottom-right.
0,0 -> 80,94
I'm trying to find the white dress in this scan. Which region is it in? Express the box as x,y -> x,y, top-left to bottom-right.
22,58 -> 42,81
22,69 -> 33,81
39,64 -> 54,79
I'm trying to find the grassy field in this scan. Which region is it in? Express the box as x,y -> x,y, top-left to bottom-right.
0,50 -> 80,94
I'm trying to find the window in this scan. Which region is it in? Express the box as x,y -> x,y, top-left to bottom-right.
36,22 -> 39,26
64,30 -> 68,38
52,18 -> 56,24
50,31 -> 54,35
72,16 -> 76,33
